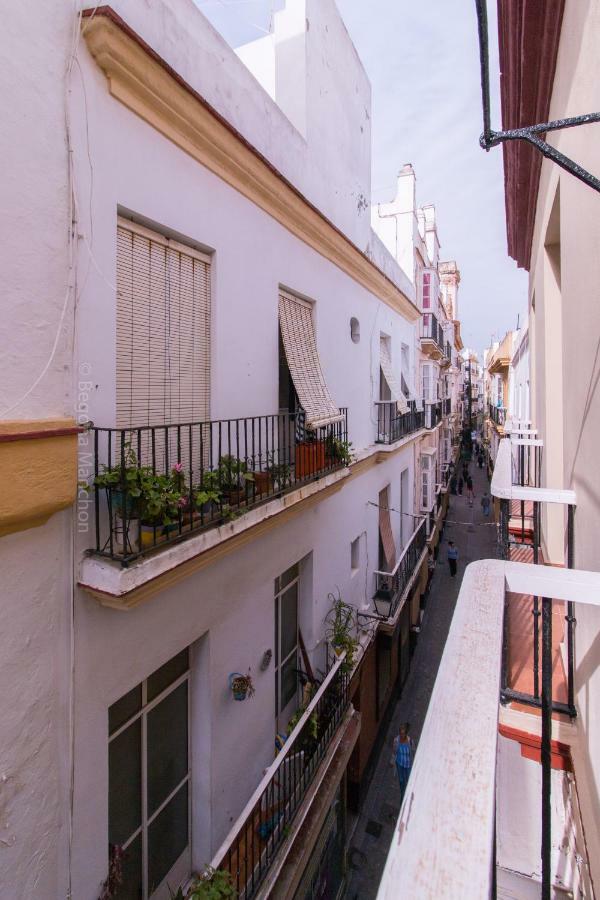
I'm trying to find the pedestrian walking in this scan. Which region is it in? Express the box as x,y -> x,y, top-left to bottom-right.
466,475 -> 474,506
450,474 -> 457,495
481,491 -> 491,517
478,452 -> 484,469
458,476 -> 463,495
391,723 -> 414,804
447,540 -> 459,577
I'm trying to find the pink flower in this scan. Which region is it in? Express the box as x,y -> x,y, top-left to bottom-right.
178,496 -> 188,508
173,462 -> 184,474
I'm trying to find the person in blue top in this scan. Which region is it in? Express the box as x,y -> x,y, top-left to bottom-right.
447,540 -> 459,577
391,722 -> 414,803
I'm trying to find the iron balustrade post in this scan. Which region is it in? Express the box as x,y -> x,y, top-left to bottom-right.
566,504 -> 576,716
533,501 -> 541,699
500,498 -> 510,699
541,596 -> 553,900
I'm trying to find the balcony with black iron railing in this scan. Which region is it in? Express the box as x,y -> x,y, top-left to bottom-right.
372,519 -> 427,620
88,409 -> 348,565
375,400 -> 425,445
376,560 -> 596,900
488,402 -> 507,427
210,654 -> 350,900
420,312 -> 444,359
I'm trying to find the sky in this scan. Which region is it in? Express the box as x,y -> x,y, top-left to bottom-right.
195,0 -> 528,356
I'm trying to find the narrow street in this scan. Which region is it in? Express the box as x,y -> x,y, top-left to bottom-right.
344,458 -> 498,899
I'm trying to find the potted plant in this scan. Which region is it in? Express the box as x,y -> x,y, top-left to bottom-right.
324,591 -> 358,673
169,866 -> 236,899
324,435 -> 354,468
194,470 -> 222,517
138,467 -> 187,548
217,455 -> 254,506
94,443 -> 144,554
295,431 -> 327,479
267,461 -> 291,492
229,671 -> 255,701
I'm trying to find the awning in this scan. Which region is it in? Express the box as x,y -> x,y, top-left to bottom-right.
380,339 -> 409,414
279,292 -> 343,429
379,488 -> 396,572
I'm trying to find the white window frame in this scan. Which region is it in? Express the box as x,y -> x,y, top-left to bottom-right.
108,659 -> 191,899
420,451 -> 436,510
274,564 -> 300,731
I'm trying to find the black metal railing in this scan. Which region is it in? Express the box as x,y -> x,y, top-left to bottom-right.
488,403 -> 506,426
512,439 -> 542,488
373,520 -> 427,619
425,400 -> 442,429
88,409 -> 348,564
375,400 -> 424,444
498,495 -> 576,719
420,312 -> 444,349
427,507 -> 436,536
443,397 -> 452,416
214,661 -> 349,899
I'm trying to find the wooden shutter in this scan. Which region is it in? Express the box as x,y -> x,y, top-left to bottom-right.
378,487 -> 396,572
278,291 -> 342,429
116,219 -> 211,432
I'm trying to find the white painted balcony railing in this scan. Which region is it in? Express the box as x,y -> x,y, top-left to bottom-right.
376,560 -> 600,900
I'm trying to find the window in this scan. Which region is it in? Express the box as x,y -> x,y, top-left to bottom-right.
108,649 -> 190,899
278,291 -> 341,428
350,536 -> 361,574
275,563 -> 300,729
422,271 -> 431,310
421,454 -> 434,510
421,363 -> 436,403
116,219 -> 211,430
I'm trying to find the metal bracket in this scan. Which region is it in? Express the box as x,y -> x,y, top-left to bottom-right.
475,0 -> 600,192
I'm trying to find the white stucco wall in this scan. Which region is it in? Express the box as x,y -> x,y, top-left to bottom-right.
0,4 -> 75,898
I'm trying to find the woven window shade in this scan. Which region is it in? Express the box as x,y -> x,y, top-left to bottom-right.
378,487 -> 396,572
278,292 -> 342,429
380,339 -> 409,414
116,220 -> 211,468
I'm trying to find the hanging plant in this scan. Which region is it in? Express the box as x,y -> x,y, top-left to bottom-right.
324,590 -> 358,674
229,671 -> 255,701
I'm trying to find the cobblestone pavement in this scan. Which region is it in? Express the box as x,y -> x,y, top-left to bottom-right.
344,458 -> 498,899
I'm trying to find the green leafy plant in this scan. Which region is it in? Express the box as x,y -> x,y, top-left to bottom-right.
324,435 -> 354,467
217,455 -> 255,492
194,470 -> 222,509
324,591 -> 358,674
266,460 -> 292,491
169,867 -> 237,899
94,445 -> 188,527
188,867 -> 237,899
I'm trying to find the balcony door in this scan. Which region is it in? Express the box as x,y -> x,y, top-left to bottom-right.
108,649 -> 190,899
275,563 -> 300,732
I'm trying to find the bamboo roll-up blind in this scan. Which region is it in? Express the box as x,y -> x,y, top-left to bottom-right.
379,339 -> 409,414
278,291 -> 342,429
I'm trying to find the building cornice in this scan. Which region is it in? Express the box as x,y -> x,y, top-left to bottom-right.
81,7 -> 419,322
498,0 -> 565,269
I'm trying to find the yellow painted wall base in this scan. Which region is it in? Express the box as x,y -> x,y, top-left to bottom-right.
0,419 -> 79,538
